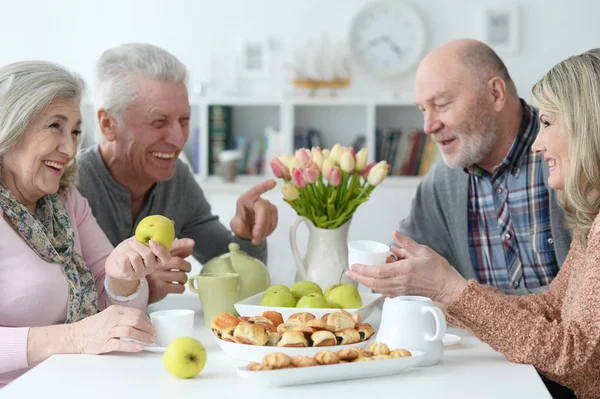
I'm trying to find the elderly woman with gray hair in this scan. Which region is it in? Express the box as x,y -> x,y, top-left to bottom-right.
0,61 -> 171,387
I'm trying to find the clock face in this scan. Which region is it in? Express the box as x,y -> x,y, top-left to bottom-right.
349,1 -> 427,79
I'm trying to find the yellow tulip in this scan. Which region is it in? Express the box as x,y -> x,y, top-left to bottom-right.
355,148 -> 368,172
282,182 -> 299,201
329,144 -> 344,165
367,161 -> 389,186
340,151 -> 356,173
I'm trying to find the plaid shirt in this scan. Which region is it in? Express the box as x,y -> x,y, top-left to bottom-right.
466,101 -> 560,290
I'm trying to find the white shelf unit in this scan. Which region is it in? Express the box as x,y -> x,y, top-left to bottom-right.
189,97 -> 426,184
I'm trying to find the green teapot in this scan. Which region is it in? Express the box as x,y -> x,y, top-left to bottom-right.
199,242 -> 271,301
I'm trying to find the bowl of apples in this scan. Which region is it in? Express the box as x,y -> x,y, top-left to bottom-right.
234,281 -> 385,322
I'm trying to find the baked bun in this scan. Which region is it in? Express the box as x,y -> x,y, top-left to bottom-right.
277,330 -> 309,347
262,311 -> 284,327
335,328 -> 361,345
267,332 -> 281,347
221,326 -> 236,342
314,350 -> 340,365
211,312 -> 240,338
290,355 -> 318,368
276,322 -> 297,335
356,323 -> 374,341
306,319 -> 335,332
311,330 -> 337,347
233,321 -> 269,346
288,312 -> 316,324
337,348 -> 359,361
248,316 -> 275,332
326,311 -> 356,331
263,352 -> 291,369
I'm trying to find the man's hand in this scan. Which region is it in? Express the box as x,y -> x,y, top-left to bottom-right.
346,231 -> 468,305
230,179 -> 278,245
146,238 -> 195,304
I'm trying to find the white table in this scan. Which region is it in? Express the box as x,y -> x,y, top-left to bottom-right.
0,295 -> 551,399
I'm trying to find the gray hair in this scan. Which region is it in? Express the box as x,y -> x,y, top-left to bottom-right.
0,61 -> 86,189
95,43 -> 188,123
458,42 -> 518,96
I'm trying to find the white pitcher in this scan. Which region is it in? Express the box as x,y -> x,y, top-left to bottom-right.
375,296 -> 447,366
289,216 -> 355,289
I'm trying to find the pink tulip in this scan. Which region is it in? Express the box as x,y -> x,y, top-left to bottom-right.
361,162 -> 376,180
270,158 -> 291,179
355,148 -> 368,172
295,149 -> 311,165
292,168 -> 307,189
304,161 -> 320,184
282,182 -> 299,201
327,166 -> 342,187
340,150 -> 356,173
348,147 -> 356,160
311,146 -> 322,154
367,161 -> 389,186
322,159 -> 334,178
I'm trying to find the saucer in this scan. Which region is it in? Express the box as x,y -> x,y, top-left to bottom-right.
442,334 -> 461,347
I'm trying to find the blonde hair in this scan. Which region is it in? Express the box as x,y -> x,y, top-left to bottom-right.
531,49 -> 600,246
0,61 -> 86,191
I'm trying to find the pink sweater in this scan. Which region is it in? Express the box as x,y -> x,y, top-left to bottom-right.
446,213 -> 600,399
0,187 -> 149,387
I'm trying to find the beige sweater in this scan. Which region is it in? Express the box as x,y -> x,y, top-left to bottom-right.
447,213 -> 600,399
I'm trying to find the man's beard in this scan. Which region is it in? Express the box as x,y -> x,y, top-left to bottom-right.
436,109 -> 500,169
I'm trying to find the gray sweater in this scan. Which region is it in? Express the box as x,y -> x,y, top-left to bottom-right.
399,160 -> 572,295
76,145 -> 267,265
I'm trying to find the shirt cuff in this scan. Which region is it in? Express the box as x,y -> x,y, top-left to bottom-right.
104,277 -> 146,302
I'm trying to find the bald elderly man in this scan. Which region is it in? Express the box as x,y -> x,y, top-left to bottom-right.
348,39 -> 572,295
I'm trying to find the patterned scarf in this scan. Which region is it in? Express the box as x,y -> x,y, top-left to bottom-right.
0,185 -> 98,323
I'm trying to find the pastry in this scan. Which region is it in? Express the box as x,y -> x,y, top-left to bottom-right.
311,330 -> 337,347
306,319 -> 335,332
292,324 -> 316,336
352,313 -> 362,326
368,342 -> 390,356
356,323 -> 375,341
277,330 -> 309,347
353,356 -> 373,362
288,312 -> 316,324
335,328 -> 361,345
262,311 -> 284,327
349,346 -> 369,358
248,362 -> 272,371
320,313 -> 331,322
233,321 -> 269,346
371,354 -> 393,361
390,349 -> 412,358
290,356 -> 318,368
326,311 -> 356,331
211,312 -> 240,338
263,352 -> 291,369
276,322 -> 297,335
248,316 -> 275,332
239,316 -> 250,322
314,350 -> 340,365
337,348 -> 359,361
221,326 -> 236,342
267,332 -> 281,346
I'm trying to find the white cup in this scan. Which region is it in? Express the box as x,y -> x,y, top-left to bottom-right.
149,309 -> 195,347
348,240 -> 390,268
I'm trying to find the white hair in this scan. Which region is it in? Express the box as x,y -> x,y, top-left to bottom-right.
0,61 -> 86,188
94,43 -> 188,129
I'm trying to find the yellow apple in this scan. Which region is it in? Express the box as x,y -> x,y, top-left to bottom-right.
135,215 -> 175,250
163,337 -> 207,378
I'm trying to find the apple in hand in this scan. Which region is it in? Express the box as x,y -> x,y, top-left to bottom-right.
135,215 -> 175,250
163,337 -> 207,378
296,293 -> 330,308
290,281 -> 323,300
324,283 -> 362,309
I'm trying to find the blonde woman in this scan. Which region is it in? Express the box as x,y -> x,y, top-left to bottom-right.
348,49 -> 600,398
0,61 -> 171,387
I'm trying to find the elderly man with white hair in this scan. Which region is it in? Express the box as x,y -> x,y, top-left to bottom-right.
77,43 -> 278,304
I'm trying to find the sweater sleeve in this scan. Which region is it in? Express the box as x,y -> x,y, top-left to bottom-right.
445,228 -> 600,380
67,187 -> 149,310
0,327 -> 30,374
179,169 -> 267,265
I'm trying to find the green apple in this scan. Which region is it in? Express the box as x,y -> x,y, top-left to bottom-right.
264,284 -> 290,295
296,293 -> 330,308
135,214 -> 175,250
163,337 -> 207,378
260,287 -> 297,307
324,283 -> 362,309
290,281 -> 323,300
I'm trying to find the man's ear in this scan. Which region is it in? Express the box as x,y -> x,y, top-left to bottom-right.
97,109 -> 118,142
488,76 -> 508,112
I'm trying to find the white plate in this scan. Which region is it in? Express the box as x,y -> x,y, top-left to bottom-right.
142,345 -> 167,353
443,334 -> 462,347
234,292 -> 385,321
216,335 -> 377,363
236,350 -> 424,386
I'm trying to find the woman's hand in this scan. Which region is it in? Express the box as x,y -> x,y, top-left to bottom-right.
105,237 -> 171,281
346,231 -> 468,305
68,305 -> 156,354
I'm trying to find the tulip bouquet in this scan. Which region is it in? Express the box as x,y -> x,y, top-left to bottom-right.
270,144 -> 389,229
